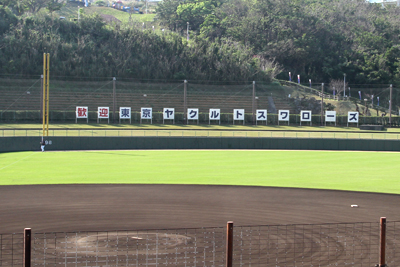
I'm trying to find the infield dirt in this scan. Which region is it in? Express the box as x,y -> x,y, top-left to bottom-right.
1,184 -> 399,233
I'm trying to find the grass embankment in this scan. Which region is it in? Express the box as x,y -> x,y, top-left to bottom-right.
87,7 -> 155,23
57,2 -> 155,23
0,150 -> 399,194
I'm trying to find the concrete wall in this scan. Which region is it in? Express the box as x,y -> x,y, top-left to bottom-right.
1,136 -> 399,152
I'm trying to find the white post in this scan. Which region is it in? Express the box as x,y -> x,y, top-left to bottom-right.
321,83 -> 324,126
252,81 -> 255,124
389,84 -> 393,126
187,22 -> 189,41
184,80 -> 187,124
343,73 -> 346,98
333,87 -> 335,100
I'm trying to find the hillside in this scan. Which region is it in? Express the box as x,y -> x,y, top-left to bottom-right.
0,0 -> 399,112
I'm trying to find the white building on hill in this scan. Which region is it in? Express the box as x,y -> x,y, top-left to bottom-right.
368,0 -> 399,6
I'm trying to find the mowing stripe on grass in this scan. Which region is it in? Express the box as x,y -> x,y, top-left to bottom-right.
0,152 -> 37,171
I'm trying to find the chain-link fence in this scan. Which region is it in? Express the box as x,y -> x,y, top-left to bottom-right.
282,81 -> 399,111
31,228 -> 225,267
1,77 -> 399,125
2,220 -> 399,266
387,221 -> 400,266
0,233 -> 24,266
232,223 -> 381,266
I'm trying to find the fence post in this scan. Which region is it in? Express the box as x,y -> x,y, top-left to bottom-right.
113,77 -> 116,123
226,221 -> 233,267
320,83 -> 324,126
378,217 -> 387,267
252,81 -> 255,125
184,80 -> 187,124
389,85 -> 392,127
23,228 -> 31,267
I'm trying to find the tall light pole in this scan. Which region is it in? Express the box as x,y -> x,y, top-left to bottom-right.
343,73 -> 346,98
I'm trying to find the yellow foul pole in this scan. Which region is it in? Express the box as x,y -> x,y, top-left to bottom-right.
42,53 -> 46,137
46,53 -> 50,136
42,53 -> 50,137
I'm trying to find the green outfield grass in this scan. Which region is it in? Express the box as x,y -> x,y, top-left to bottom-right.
0,150 -> 398,194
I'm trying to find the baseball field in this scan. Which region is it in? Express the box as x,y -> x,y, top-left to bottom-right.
2,149 -> 400,266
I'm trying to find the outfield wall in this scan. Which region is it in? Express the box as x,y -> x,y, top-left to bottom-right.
1,137 -> 399,152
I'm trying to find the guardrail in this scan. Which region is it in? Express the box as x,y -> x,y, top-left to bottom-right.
1,129 -> 400,140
